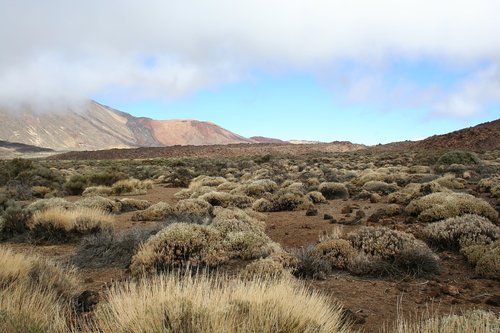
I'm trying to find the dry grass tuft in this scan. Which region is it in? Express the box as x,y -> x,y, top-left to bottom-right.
239,258 -> 291,279
29,206 -> 114,243
388,310 -> 499,333
86,274 -> 350,333
76,195 -> 122,213
112,178 -> 153,195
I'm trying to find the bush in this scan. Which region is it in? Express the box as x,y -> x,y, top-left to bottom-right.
314,239 -> 357,270
362,181 -> 398,194
461,240 -> 500,280
111,178 -> 153,195
72,228 -> 160,269
0,200 -> 29,238
174,199 -> 213,218
390,310 -> 499,333
292,245 -> 333,279
239,258 -> 290,279
131,202 -> 173,221
272,190 -> 314,211
86,274 -> 349,333
307,191 -> 327,204
233,179 -> 278,197
26,197 -> 75,214
119,198 -> 152,212
64,174 -> 89,195
199,191 -> 253,208
224,231 -> 279,260
130,223 -> 228,276
76,195 -> 122,213
422,214 -> 499,250
29,206 -> 114,243
82,185 -> 114,197
318,182 -> 349,200
436,150 -> 481,166
345,227 -> 439,277
405,192 -> 498,223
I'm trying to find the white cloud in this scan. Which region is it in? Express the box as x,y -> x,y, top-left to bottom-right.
0,0 -> 500,114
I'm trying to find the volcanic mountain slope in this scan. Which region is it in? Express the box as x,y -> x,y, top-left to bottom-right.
371,119 -> 500,152
0,101 -> 253,150
414,118 -> 500,151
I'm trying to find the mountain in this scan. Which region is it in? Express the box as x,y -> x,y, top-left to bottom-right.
250,136 -> 288,144
0,101 -> 253,150
0,140 -> 53,153
413,119 -> 500,151
371,119 -> 500,152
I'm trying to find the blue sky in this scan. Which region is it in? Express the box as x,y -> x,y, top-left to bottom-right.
96,62 -> 499,144
1,1 -> 500,145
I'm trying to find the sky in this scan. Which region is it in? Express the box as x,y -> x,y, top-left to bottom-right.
1,0 -> 499,144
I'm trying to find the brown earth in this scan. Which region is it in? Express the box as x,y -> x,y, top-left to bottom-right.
5,184 -> 500,332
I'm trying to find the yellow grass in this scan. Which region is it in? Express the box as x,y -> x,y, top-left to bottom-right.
86,274 -> 350,333
30,206 -> 114,232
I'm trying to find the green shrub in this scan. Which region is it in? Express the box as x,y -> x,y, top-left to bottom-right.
436,150 -> 481,166
64,174 -> 89,195
130,223 -> 228,276
422,214 -> 499,250
405,192 -> 498,223
318,182 -> 349,200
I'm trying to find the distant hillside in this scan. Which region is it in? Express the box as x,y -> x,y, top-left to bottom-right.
0,140 -> 53,153
0,101 -> 254,150
414,119 -> 500,151
250,136 -> 288,144
371,119 -> 500,152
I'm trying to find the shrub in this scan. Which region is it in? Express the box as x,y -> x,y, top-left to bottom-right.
211,209 -> 265,236
189,175 -> 227,188
224,231 -> 279,260
86,274 -> 350,333
252,198 -> 274,212
119,198 -> 152,212
26,197 -> 75,213
436,150 -> 481,166
345,227 -> 439,277
239,258 -> 290,279
363,181 -> 398,194
64,174 -> 89,195
390,310 -> 499,333
82,185 -> 114,197
174,199 -> 213,218
29,207 -> 114,243
473,241 -> 500,280
131,202 -> 173,221
307,191 -> 327,204
76,195 -> 122,213
72,228 -> 160,269
292,245 -> 332,279
405,192 -> 498,223
0,200 -> 28,238
199,191 -> 253,208
434,175 -> 465,189
111,178 -> 153,195
422,214 -> 499,250
314,239 -> 357,270
31,185 -> 53,198
233,179 -> 278,197
130,223 -> 228,276
272,190 -> 314,211
318,182 -> 349,200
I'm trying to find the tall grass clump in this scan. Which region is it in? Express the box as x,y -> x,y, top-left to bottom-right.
29,206 -> 114,243
86,274 -> 350,333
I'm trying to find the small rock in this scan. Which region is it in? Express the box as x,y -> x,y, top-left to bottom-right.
84,277 -> 94,284
341,205 -> 353,214
306,207 -> 318,216
355,210 -> 366,219
486,295 -> 500,307
324,213 -> 333,220
442,285 -> 460,296
329,218 -> 338,224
